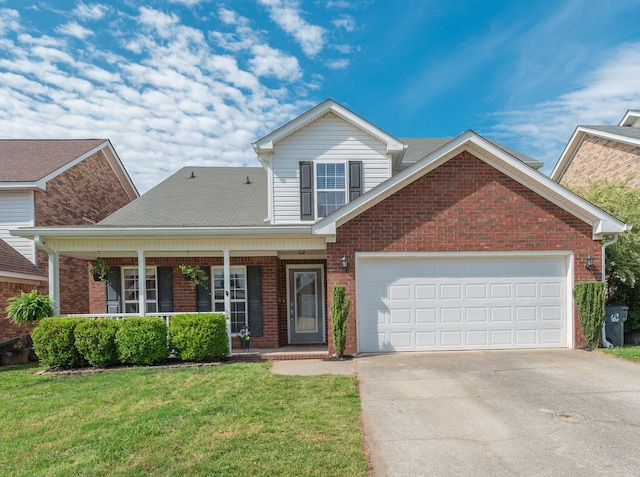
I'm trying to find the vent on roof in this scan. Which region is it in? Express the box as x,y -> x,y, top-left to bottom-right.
244,176 -> 252,185
189,171 -> 196,179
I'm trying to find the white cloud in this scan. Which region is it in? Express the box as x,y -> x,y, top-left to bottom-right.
0,8 -> 20,35
249,44 -> 302,80
55,21 -> 94,40
490,42 -> 640,174
324,58 -> 349,69
257,0 -> 326,57
332,15 -> 355,32
169,0 -> 207,6
73,3 -> 109,21
0,5 -> 314,193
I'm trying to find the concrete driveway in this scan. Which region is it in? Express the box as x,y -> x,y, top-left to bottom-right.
356,349 -> 640,476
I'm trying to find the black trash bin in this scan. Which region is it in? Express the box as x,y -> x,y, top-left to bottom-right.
604,305 -> 628,347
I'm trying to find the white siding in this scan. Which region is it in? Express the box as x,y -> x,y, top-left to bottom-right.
0,191 -> 35,262
271,112 -> 392,224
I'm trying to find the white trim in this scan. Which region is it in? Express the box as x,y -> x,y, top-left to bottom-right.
285,263 -> 326,345
252,99 -> 407,160
355,251 -> 574,352
551,126 -> 640,182
313,131 -> 629,238
0,271 -> 47,283
212,264 -> 247,334
619,110 -> 640,127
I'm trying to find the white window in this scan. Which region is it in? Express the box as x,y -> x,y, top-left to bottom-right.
123,267 -> 158,313
213,267 -> 247,333
316,163 -> 346,217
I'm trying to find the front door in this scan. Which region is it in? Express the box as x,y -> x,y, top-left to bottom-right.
289,268 -> 324,343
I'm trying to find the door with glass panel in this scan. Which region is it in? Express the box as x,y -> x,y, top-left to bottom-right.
289,268 -> 324,343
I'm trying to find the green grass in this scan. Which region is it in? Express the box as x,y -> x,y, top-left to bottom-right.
0,362 -> 367,476
600,344 -> 640,362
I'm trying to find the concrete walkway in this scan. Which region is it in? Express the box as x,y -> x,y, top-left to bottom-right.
270,357 -> 355,375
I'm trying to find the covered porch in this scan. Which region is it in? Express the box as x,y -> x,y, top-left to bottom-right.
13,227 -> 332,352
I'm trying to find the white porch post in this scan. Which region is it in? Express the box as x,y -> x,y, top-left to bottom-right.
223,248 -> 232,354
49,251 -> 60,316
137,250 -> 146,316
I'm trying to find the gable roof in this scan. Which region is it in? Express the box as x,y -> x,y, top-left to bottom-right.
0,238 -> 47,281
313,130 -> 629,239
0,139 -> 138,199
99,166 -> 268,227
399,137 -> 543,170
252,99 -> 407,167
551,111 -> 640,182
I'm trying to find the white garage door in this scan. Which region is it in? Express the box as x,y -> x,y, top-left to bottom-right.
357,255 -> 569,352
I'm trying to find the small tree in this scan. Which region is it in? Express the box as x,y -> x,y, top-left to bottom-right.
5,289 -> 54,324
569,178 -> 640,306
574,281 -> 606,349
331,285 -> 350,358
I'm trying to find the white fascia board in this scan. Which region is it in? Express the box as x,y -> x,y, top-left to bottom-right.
313,130 -> 629,238
551,126 -> 640,181
619,110 -> 640,126
550,127 -> 584,182
11,225 -> 314,239
0,182 -> 41,191
0,270 -> 47,283
37,140 -> 111,188
252,99 -> 406,155
464,136 -> 629,237
103,141 -> 139,199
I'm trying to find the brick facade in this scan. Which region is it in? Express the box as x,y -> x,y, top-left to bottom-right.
33,149 -> 133,314
0,280 -> 47,344
327,152 -> 601,354
560,135 -> 640,188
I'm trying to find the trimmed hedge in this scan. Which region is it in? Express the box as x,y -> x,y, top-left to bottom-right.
74,319 -> 119,368
115,317 -> 168,365
169,313 -> 229,361
31,317 -> 88,369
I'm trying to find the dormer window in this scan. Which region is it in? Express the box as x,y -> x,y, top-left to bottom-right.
299,160 -> 362,220
317,163 -> 346,217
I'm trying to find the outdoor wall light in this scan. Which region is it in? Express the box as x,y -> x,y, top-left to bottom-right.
585,255 -> 593,270
342,256 -> 348,271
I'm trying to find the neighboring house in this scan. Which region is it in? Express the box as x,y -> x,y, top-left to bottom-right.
13,101 -> 629,354
551,110 -> 640,187
0,140 -> 138,342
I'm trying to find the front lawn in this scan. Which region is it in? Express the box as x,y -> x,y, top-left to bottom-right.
600,344 -> 640,363
0,362 -> 367,476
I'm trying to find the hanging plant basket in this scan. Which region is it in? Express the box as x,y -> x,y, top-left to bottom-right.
90,259 -> 110,282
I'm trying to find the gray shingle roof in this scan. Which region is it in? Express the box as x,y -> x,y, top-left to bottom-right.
0,139 -> 107,182
585,125 -> 640,142
99,166 -> 268,227
399,137 -> 542,169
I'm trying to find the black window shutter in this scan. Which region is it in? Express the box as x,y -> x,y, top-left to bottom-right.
349,161 -> 362,201
300,161 -> 314,220
157,266 -> 174,312
105,267 -> 121,313
247,266 -> 263,337
196,267 -> 212,312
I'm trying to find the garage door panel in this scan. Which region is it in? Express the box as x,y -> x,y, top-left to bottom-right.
358,255 -> 568,352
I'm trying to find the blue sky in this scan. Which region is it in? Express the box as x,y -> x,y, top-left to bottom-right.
1,1 -> 639,193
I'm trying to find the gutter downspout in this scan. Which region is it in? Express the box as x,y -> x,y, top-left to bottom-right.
600,234 -> 620,349
34,235 -> 60,316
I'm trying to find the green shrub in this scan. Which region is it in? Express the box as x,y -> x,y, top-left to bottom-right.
31,317 -> 88,369
626,310 -> 640,333
115,317 -> 168,365
331,285 -> 350,358
169,313 -> 228,361
574,281 -> 606,348
5,289 -> 54,324
74,319 -> 119,368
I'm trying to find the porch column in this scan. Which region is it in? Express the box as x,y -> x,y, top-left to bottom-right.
34,235 -> 60,315
223,248 -> 232,354
137,250 -> 146,316
49,251 -> 60,316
